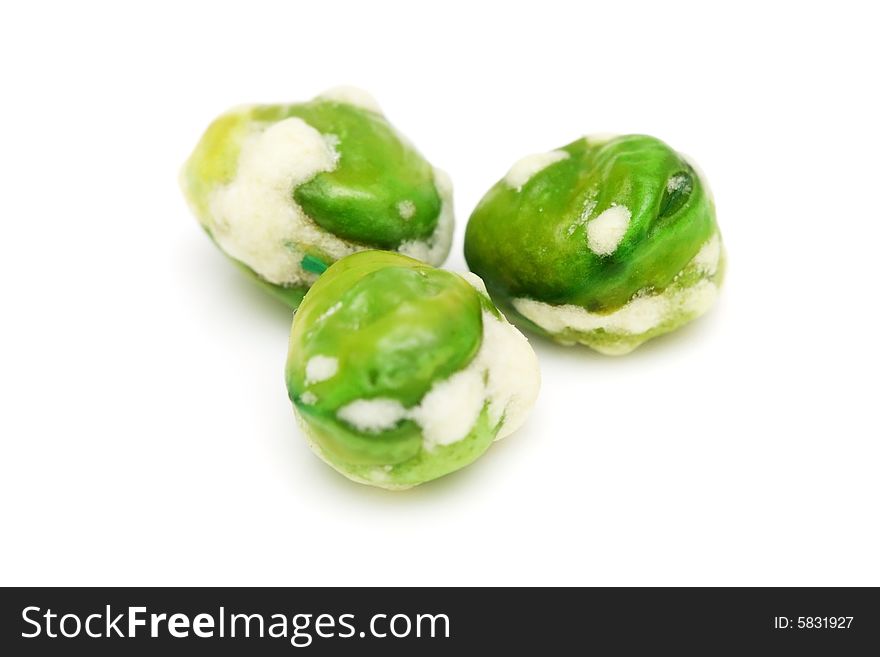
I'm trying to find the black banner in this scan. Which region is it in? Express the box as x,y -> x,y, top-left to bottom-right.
1,587 -> 877,654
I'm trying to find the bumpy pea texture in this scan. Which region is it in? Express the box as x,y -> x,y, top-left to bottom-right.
286,251 -> 540,489
464,134 -> 725,354
180,88 -> 453,309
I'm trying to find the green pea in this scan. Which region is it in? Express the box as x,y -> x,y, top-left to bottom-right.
180,87 -> 453,309
286,251 -> 540,489
465,134 -> 725,355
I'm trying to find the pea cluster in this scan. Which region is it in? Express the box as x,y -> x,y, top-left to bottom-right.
182,87 -> 724,489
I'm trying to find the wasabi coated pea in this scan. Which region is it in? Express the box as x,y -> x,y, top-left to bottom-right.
465,134 -> 725,355
180,87 -> 453,308
286,251 -> 540,490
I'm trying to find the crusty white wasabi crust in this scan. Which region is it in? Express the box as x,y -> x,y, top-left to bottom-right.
206,111 -> 452,286
513,233 -> 722,339
691,232 -> 721,273
335,272 -> 540,449
500,135 -> 618,193
208,117 -> 356,286
397,167 -> 454,266
317,85 -> 383,114
293,410 -> 414,491
504,150 -> 569,190
667,172 -> 690,192
396,199 -> 416,220
305,355 -> 339,385
337,398 -> 407,432
587,204 -> 631,255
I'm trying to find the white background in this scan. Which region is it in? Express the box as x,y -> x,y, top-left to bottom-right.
1,1 -> 878,586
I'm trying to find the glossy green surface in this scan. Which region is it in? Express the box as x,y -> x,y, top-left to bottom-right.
465,135 -> 718,312
180,92 -> 445,310
286,251 -> 492,487
181,111 -> 249,225
504,248 -> 726,355
251,101 -> 441,247
301,406 -> 496,490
